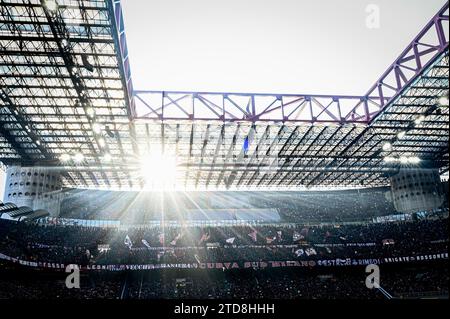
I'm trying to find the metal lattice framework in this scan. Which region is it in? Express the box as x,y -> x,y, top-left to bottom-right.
0,0 -> 449,190
132,4 -> 449,124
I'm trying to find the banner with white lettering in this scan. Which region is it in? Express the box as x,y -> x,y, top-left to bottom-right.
0,252 -> 447,272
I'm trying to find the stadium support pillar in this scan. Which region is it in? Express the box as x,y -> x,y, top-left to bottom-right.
2,166 -> 63,217
390,168 -> 445,214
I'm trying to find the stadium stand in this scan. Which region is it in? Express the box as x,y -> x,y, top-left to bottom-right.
0,201 -> 49,221
0,0 -> 448,303
1,214 -> 448,266
58,187 -> 400,224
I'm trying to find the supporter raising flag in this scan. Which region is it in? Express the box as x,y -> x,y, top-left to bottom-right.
171,233 -> 183,246
199,232 -> 211,245
293,228 -> 309,242
294,248 -> 305,257
158,233 -> 165,245
124,235 -> 133,249
277,231 -> 283,241
382,239 -> 395,246
225,237 -> 236,245
293,231 -> 302,242
248,230 -> 258,243
141,239 -> 151,249
266,236 -> 277,244
305,247 -> 317,256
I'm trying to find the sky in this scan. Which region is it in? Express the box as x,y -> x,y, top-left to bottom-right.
0,0 -> 446,200
121,0 -> 446,95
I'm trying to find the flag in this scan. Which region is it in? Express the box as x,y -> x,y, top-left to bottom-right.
277,231 -> 283,241
295,249 -> 304,257
226,237 -> 236,245
158,233 -> 165,245
171,233 -> 183,246
248,230 -> 258,242
142,239 -> 151,249
124,235 -> 133,249
243,137 -> 250,155
293,231 -> 303,242
305,247 -> 317,256
199,232 -> 210,244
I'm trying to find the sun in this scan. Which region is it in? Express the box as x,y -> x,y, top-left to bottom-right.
139,153 -> 178,189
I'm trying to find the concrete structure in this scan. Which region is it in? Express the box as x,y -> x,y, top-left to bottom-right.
2,166 -> 62,217
390,168 -> 445,214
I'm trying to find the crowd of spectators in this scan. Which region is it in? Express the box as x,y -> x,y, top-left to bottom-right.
1,263 -> 446,300
256,187 -> 396,222
0,269 -> 123,300
127,264 -> 448,300
59,187 -> 400,223
0,217 -> 447,266
0,212 -> 448,300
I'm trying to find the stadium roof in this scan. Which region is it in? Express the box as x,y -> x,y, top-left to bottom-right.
0,0 -> 449,191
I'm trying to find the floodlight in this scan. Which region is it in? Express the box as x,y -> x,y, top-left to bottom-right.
382,142 -> 393,152
44,0 -> 58,11
414,115 -> 426,125
86,107 -> 96,118
98,138 -> 106,148
397,131 -> 406,140
73,153 -> 84,163
383,157 -> 396,163
408,157 -> 421,164
438,96 -> 449,106
60,153 -> 71,162
92,123 -> 102,134
103,153 -> 112,163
